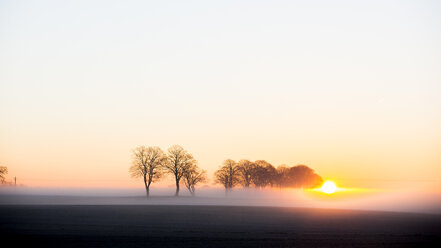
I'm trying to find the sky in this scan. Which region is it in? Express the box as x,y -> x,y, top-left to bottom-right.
0,0 -> 440,190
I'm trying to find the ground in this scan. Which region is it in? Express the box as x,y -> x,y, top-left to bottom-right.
1,204 -> 440,247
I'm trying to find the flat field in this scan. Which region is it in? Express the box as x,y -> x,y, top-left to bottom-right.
1,201 -> 440,247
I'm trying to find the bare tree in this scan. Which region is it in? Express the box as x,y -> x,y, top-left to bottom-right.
275,164 -> 290,188
214,166 -> 229,192
183,163 -> 207,196
0,166 -> 7,183
237,159 -> 253,188
129,146 -> 166,197
214,159 -> 239,193
251,160 -> 276,188
164,145 -> 196,196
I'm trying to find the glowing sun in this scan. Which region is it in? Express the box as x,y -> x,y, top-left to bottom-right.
321,180 -> 337,194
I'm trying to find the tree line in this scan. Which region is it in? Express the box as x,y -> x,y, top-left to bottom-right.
214,159 -> 323,193
130,145 -> 323,197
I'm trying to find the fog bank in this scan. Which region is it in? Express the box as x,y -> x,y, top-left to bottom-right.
1,186 -> 440,214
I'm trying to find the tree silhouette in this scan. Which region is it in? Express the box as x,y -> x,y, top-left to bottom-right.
214,159 -> 239,193
237,159 -> 254,188
0,166 -> 7,183
183,163 -> 207,196
129,146 -> 166,197
214,166 -> 229,192
127,145 -> 324,195
164,145 -> 196,196
275,165 -> 290,188
251,160 -> 276,188
286,165 -> 323,188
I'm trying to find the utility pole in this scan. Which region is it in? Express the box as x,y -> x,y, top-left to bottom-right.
14,176 -> 16,186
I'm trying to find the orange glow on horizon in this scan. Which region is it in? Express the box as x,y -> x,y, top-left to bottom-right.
305,180 -> 380,200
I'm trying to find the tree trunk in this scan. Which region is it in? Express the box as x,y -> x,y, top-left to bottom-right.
143,175 -> 149,197
175,179 -> 180,196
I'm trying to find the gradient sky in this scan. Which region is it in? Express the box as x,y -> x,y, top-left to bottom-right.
1,0 -> 440,189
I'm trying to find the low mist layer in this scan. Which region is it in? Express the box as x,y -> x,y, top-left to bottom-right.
1,185 -> 440,214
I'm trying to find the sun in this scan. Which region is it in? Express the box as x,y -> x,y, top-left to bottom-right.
321,180 -> 337,194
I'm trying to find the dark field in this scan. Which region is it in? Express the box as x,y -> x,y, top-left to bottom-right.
1,205 -> 440,248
